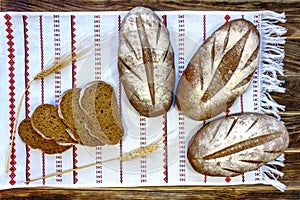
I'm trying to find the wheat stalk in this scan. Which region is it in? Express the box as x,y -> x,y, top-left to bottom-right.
24,141 -> 159,184
6,43 -> 94,173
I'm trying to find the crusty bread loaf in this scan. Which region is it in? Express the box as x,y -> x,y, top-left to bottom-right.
18,118 -> 71,154
187,113 -> 289,177
176,19 -> 260,121
79,81 -> 124,145
118,6 -> 175,117
31,104 -> 77,145
58,88 -> 104,147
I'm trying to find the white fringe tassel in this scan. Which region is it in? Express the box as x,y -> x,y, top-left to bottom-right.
259,11 -> 287,192
261,154 -> 286,192
260,11 -> 287,119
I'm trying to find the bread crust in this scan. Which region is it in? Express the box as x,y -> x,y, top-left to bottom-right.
187,113 -> 289,176
118,6 -> 175,117
176,19 -> 260,121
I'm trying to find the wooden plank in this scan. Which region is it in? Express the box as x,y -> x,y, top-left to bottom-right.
283,39 -> 300,75
1,0 -> 300,12
272,76 -> 300,112
280,112 -> 300,148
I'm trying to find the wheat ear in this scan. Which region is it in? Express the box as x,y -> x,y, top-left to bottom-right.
24,141 -> 159,184
6,44 -> 94,174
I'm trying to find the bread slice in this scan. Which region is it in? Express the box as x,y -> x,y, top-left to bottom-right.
18,118 -> 71,154
58,88 -> 104,147
79,81 -> 124,145
31,104 -> 77,145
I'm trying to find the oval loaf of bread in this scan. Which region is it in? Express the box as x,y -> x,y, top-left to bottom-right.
187,113 -> 289,177
118,6 -> 175,117
176,19 -> 260,121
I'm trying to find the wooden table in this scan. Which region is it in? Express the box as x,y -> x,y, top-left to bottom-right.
0,1 -> 299,199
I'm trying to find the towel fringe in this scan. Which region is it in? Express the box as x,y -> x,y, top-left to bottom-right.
259,11 -> 287,120
261,154 -> 286,192
259,11 -> 287,192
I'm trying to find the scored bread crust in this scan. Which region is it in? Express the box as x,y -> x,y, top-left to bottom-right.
176,19 -> 260,121
58,88 -> 104,147
79,81 -> 124,145
31,104 -> 77,145
118,6 -> 175,117
18,118 -> 71,154
187,113 -> 289,177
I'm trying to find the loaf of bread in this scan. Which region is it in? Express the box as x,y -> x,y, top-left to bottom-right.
58,88 -> 104,147
31,104 -> 77,145
118,6 -> 175,117
79,81 -> 124,145
176,19 -> 260,121
187,113 -> 289,177
18,118 -> 71,154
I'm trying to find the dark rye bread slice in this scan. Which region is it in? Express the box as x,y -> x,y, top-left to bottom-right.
58,88 -> 104,147
31,104 -> 77,145
18,118 -> 71,154
79,81 -> 124,145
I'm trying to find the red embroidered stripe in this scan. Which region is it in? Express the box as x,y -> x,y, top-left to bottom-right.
71,15 -> 78,185
140,116 -> 147,183
94,14 -> 103,184
53,14 -> 63,183
118,14 -> 124,184
5,14 -> 17,186
202,15 -> 207,184
39,15 -> 46,185
253,14 -> 261,183
178,14 -> 186,182
22,15 -> 31,183
161,14 -> 168,183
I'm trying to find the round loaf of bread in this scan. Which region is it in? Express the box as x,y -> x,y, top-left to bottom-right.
31,104 -> 77,145
187,113 -> 289,177
79,81 -> 124,145
18,118 -> 71,154
58,88 -> 104,147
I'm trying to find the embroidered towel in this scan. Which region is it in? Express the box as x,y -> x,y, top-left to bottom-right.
0,10 -> 286,191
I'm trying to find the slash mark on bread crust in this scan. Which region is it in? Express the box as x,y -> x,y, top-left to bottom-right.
223,23 -> 231,53
240,159 -> 263,164
245,118 -> 259,133
202,133 -> 283,160
122,33 -> 139,60
224,117 -> 239,139
119,58 -> 143,81
136,13 -> 155,105
221,167 -> 241,174
201,29 -> 251,103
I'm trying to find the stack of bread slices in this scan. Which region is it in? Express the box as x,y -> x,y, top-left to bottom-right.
18,80 -> 124,154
